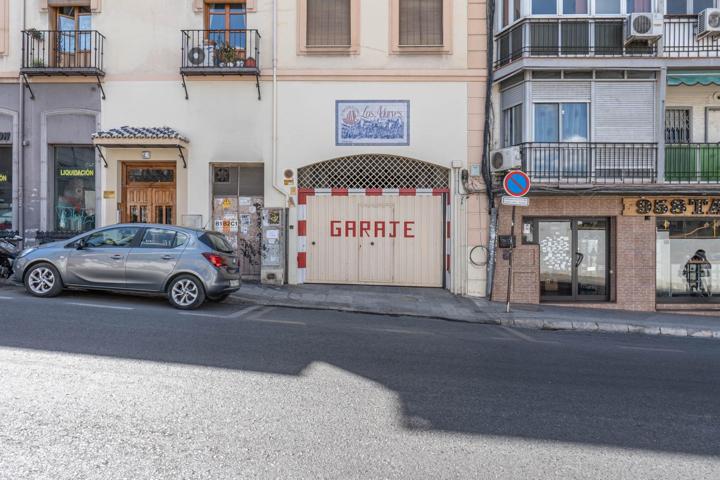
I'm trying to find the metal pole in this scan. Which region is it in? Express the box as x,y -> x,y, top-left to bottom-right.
505,205 -> 516,314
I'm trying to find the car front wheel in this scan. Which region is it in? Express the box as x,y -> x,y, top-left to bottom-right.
24,263 -> 63,298
168,275 -> 206,310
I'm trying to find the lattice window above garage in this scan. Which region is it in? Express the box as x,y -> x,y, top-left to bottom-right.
297,155 -> 449,189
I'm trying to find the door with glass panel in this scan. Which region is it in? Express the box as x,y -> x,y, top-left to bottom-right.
52,6 -> 93,68
122,163 -> 176,225
539,218 -> 609,301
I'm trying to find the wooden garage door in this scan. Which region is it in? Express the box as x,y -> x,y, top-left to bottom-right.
305,195 -> 444,287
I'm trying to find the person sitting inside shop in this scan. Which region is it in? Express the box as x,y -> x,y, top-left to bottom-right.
683,249 -> 712,297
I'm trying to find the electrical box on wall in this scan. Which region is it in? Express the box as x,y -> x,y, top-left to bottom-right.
261,208 -> 286,285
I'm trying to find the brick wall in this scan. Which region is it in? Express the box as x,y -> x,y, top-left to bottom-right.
490,196 -> 657,311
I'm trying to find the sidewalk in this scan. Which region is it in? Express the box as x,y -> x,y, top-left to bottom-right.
232,283 -> 720,340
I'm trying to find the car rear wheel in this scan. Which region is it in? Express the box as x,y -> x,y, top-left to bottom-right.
168,275 -> 206,310
24,263 -> 63,298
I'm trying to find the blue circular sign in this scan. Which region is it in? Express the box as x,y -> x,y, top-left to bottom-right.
503,171 -> 531,197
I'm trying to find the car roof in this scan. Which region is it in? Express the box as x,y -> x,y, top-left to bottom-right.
103,223 -> 206,235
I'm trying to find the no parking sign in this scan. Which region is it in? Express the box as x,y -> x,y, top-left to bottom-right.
503,170 -> 531,198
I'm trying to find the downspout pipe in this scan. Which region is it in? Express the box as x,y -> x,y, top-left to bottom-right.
483,0 -> 497,298
271,0 -> 286,201
17,0 -> 26,239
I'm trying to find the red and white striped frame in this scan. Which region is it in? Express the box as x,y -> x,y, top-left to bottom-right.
296,188 -> 451,287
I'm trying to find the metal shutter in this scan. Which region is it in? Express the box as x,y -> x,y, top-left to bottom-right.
501,84 -> 524,109
593,82 -> 656,142
531,81 -> 591,102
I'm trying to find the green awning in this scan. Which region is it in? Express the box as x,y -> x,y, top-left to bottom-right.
667,71 -> 720,86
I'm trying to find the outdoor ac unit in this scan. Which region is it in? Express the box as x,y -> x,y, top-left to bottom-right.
698,8 -> 720,39
187,45 -> 215,67
624,13 -> 663,44
490,146 -> 522,173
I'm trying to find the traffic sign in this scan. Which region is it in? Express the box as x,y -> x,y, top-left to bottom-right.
503,170 -> 531,197
501,195 -> 529,207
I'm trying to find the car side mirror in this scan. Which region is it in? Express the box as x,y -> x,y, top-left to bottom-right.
76,238 -> 87,250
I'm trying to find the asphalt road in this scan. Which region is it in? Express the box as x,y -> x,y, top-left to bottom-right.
0,285 -> 719,479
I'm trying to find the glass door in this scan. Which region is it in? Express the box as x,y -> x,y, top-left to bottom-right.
539,218 -> 609,301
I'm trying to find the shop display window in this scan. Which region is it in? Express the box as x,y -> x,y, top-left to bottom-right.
0,147 -> 11,230
656,218 -> 720,302
55,146 -> 96,232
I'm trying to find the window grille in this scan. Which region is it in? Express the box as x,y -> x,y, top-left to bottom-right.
297,155 -> 450,189
665,108 -> 691,144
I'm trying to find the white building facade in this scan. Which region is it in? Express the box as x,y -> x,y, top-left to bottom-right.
0,0 -> 490,296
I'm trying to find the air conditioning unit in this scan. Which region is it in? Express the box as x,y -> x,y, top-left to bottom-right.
490,146 -> 522,173
187,44 -> 215,67
698,8 -> 720,39
624,13 -> 663,44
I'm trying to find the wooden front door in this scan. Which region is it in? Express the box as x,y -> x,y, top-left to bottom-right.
122,163 -> 177,225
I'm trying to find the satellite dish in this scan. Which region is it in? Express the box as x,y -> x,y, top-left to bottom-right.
188,47 -> 205,66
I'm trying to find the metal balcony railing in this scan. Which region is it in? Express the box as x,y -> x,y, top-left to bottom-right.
520,142 -> 658,184
21,29 -> 105,75
666,144 -> 720,183
495,18 -> 656,68
663,16 -> 720,57
181,29 -> 261,74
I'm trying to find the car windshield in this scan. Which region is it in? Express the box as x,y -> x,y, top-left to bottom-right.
200,232 -> 234,253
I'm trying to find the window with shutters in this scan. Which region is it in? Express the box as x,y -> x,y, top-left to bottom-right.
297,0 -> 360,54
665,108 -> 691,144
391,0 -> 452,54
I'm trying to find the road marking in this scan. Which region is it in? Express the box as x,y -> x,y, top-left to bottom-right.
250,318 -> 306,326
66,302 -> 134,311
357,326 -> 432,336
619,345 -> 685,354
178,312 -> 221,318
500,326 -> 559,344
0,296 -> 14,300
227,305 -> 263,318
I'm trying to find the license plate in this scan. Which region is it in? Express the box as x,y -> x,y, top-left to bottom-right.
229,280 -> 240,287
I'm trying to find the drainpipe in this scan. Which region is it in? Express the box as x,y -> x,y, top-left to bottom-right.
17,0 -> 26,239
483,0 -> 497,298
271,0 -> 286,201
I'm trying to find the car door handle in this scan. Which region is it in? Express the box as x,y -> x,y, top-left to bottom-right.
161,255 -> 175,260
111,254 -> 124,260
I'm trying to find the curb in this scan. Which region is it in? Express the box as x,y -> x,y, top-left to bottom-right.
234,294 -> 720,340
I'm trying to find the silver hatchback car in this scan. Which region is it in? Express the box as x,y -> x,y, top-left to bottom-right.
12,224 -> 241,309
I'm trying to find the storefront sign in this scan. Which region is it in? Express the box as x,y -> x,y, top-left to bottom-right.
624,197 -> 720,216
59,168 -> 94,177
330,220 -> 415,238
0,132 -> 10,143
103,190 -> 115,199
336,100 -> 410,146
0,172 -> 7,183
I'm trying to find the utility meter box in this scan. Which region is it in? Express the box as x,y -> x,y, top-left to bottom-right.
261,208 -> 286,285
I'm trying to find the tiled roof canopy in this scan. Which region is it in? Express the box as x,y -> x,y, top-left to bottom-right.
92,126 -> 189,143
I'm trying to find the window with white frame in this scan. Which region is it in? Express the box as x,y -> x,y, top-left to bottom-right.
502,0 -> 523,27
534,103 -> 589,142
517,0 -> 657,19
503,104 -> 523,147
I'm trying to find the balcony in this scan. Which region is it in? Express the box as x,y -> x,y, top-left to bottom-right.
495,18 -> 656,68
666,144 -> 720,182
180,29 -> 260,76
663,16 -> 720,58
520,142 -> 658,184
20,29 -> 105,76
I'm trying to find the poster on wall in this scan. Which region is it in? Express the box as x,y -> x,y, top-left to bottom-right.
336,100 -> 410,146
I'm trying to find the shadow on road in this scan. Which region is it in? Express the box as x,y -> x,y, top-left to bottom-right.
1,292 -> 719,457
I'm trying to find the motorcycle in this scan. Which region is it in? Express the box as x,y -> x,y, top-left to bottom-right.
0,234 -> 23,279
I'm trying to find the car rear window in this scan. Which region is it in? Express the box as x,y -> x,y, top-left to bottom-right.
199,232 -> 234,253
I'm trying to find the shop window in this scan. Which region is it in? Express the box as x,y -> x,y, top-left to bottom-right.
0,147 -> 11,230
657,219 -> 720,303
502,104 -> 523,147
54,146 -> 95,232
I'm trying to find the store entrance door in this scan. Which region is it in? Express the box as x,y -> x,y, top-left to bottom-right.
539,218 -> 609,302
121,163 -> 176,225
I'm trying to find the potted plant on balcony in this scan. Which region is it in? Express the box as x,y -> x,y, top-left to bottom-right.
27,28 -> 44,42
217,43 -> 237,67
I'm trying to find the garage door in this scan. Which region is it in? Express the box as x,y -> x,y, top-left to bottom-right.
305,195 -> 444,287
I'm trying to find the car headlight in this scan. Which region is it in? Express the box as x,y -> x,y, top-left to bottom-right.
17,247 -> 37,259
